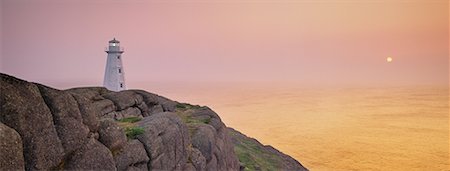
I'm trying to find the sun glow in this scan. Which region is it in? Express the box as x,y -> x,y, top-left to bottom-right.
387,57 -> 393,62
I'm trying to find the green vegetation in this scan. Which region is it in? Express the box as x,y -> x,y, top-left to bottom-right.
232,133 -> 282,171
175,103 -> 211,137
118,116 -> 142,123
186,124 -> 200,137
176,103 -> 211,124
187,117 -> 210,124
175,103 -> 205,110
177,113 -> 211,136
124,126 -> 145,139
116,117 -> 144,140
175,107 -> 210,125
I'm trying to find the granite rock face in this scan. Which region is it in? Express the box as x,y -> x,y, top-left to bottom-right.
36,84 -> 90,155
185,107 -> 240,170
0,73 -> 308,171
98,118 -> 128,151
114,139 -> 149,171
136,112 -> 190,170
64,138 -> 116,170
0,74 -> 64,170
0,123 -> 25,170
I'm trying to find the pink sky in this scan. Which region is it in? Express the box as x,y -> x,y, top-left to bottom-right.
1,0 -> 448,88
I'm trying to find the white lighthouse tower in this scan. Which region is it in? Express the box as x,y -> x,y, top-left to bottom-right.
103,38 -> 126,91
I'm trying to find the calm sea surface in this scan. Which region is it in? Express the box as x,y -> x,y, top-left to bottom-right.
64,82 -> 448,171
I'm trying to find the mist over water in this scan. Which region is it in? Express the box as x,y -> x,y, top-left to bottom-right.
133,83 -> 449,171
2,1 -> 448,170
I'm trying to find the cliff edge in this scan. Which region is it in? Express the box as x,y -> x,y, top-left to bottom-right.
0,73 -> 308,171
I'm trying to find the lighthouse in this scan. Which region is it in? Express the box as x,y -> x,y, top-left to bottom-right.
103,38 -> 126,91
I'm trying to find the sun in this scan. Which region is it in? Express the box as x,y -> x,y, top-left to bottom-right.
386,57 -> 393,62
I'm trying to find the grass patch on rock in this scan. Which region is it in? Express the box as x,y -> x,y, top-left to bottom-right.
175,103 -> 205,110
175,104 -> 211,136
115,117 -> 145,140
175,108 -> 210,125
124,126 -> 145,139
118,116 -> 142,123
187,117 -> 210,124
230,131 -> 282,171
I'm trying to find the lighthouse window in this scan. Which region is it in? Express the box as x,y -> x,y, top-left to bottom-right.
118,68 -> 122,73
120,83 -> 123,88
117,56 -> 121,59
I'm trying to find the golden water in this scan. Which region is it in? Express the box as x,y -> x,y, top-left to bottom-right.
137,83 -> 449,170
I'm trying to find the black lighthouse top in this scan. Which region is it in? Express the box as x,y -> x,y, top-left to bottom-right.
109,38 -> 120,43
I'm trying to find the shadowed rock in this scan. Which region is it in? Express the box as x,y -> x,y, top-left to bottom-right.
115,140 -> 149,171
137,102 -> 150,117
64,138 -> 116,170
36,84 -> 90,154
187,147 -> 207,171
70,92 -> 100,132
191,124 -> 217,168
0,73 -> 64,170
0,123 -> 25,170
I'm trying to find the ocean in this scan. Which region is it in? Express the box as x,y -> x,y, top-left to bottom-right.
134,83 -> 449,171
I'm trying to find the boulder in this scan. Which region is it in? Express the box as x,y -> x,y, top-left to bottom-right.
0,73 -> 65,170
102,107 -> 142,121
189,108 -> 239,170
116,107 -> 142,118
104,111 -> 124,120
191,124 -> 218,170
137,112 -> 190,170
114,140 -> 149,171
70,93 -> 100,132
0,122 -> 25,170
66,87 -> 110,100
148,104 -> 164,115
64,138 -> 116,170
189,147 -> 207,171
36,84 -> 90,154
98,119 -> 127,151
102,91 -> 143,110
133,90 -> 177,112
190,107 -> 220,121
137,102 -> 150,117
94,99 -> 117,117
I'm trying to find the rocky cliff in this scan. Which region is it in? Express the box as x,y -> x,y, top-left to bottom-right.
0,73 -> 308,171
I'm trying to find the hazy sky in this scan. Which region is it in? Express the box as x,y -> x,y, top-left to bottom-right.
1,0 -> 448,88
